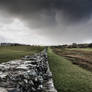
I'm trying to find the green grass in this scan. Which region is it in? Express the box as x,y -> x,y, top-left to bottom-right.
0,46 -> 44,63
48,48 -> 92,92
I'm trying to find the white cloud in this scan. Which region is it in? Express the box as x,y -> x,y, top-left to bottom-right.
0,17 -> 52,45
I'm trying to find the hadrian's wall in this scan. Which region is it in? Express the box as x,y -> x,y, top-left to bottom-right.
0,49 -> 57,92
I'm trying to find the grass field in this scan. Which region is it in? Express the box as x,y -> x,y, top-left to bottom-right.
48,48 -> 92,92
0,46 -> 92,92
0,46 -> 44,63
69,48 -> 92,51
53,47 -> 92,72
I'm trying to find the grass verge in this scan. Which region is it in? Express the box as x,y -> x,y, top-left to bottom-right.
48,48 -> 92,92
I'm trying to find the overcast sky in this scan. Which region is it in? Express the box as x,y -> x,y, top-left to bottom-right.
0,0 -> 92,45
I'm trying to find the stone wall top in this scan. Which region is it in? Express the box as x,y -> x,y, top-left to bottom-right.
0,49 -> 57,92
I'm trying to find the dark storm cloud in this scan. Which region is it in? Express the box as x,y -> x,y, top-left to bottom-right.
0,0 -> 92,45
0,0 -> 92,25
55,0 -> 92,20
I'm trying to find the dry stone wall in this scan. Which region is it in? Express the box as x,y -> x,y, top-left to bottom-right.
0,49 -> 57,92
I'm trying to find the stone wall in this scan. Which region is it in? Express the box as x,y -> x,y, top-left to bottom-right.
0,49 -> 57,92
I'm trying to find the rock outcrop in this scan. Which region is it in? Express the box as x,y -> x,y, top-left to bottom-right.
0,49 -> 57,92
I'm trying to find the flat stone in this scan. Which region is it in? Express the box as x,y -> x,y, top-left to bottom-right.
0,87 -> 8,92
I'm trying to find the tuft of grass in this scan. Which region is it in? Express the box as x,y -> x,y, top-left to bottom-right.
48,48 -> 92,92
0,46 -> 44,63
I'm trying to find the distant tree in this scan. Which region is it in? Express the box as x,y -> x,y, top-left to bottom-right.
72,43 -> 78,48
88,43 -> 92,48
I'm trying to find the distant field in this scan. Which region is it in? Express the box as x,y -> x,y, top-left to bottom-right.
53,47 -> 92,72
48,48 -> 92,92
0,46 -> 44,63
69,48 -> 92,51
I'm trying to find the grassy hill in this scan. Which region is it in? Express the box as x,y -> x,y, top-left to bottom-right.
48,48 -> 92,92
0,46 -> 44,63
